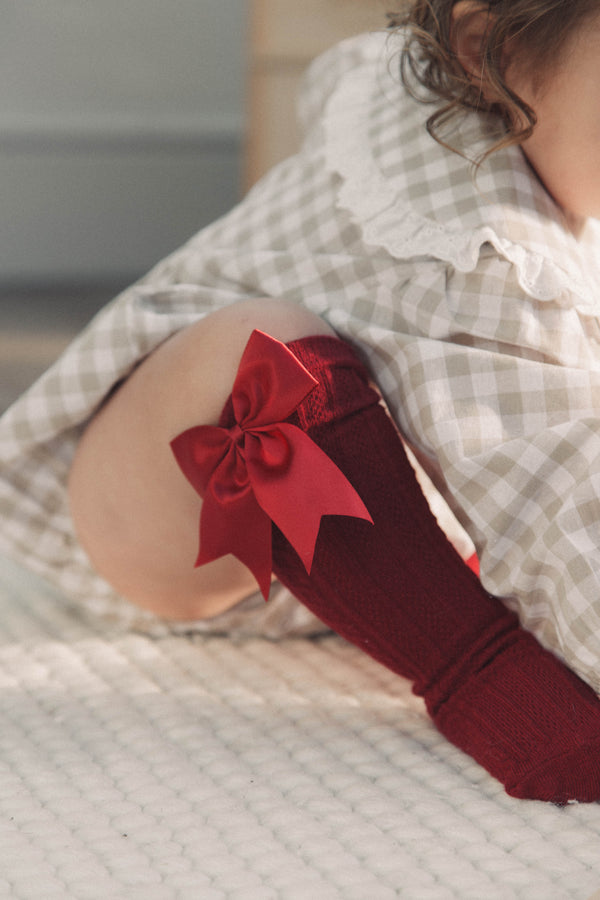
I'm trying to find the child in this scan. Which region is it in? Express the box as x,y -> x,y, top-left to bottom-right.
2,0 -> 600,802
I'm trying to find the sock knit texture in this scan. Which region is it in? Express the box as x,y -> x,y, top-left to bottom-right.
242,333 -> 600,804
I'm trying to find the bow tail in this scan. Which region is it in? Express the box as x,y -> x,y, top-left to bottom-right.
248,423 -> 373,575
196,483 -> 274,601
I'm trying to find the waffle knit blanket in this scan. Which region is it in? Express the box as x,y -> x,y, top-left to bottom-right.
1,554 -> 599,900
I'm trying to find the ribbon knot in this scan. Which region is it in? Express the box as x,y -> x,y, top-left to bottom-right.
170,329 -> 372,599
229,422 -> 244,445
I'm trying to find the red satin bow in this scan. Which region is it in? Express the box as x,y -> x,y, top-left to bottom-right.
170,329 -> 372,599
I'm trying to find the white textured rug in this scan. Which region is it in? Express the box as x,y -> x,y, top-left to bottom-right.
1,556 -> 600,900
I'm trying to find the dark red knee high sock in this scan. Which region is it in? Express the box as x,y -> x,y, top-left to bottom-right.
176,330 -> 600,803
263,335 -> 600,803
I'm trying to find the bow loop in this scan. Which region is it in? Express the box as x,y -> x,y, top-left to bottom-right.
170,330 -> 372,599
231,332 -> 318,429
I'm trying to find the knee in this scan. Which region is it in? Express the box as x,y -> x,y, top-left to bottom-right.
67,297 -> 334,618
187,298 -> 334,370
164,299 -> 335,425
211,298 -> 335,345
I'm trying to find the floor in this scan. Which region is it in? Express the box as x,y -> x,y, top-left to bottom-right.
0,285 -> 121,412
1,551 -> 600,900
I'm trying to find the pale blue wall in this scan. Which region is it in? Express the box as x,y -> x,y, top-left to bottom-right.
0,1 -> 248,283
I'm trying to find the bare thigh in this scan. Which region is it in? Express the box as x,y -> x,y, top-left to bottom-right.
67,299 -> 335,620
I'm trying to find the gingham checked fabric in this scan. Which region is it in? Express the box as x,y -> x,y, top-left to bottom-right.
2,31 -> 600,690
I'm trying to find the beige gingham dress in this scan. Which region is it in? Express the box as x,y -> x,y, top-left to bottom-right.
3,31 -> 600,688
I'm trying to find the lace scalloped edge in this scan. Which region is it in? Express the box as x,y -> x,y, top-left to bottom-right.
322,48 -> 596,313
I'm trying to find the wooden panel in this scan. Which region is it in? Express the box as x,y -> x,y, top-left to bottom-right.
251,0 -> 386,60
245,0 -> 386,187
244,66 -> 304,190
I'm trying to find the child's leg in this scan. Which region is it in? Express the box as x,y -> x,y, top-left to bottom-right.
171,315 -> 600,803
70,301 -> 600,802
262,334 -> 600,802
67,299 -> 337,620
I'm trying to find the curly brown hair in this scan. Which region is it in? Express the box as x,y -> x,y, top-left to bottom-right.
388,0 -> 599,157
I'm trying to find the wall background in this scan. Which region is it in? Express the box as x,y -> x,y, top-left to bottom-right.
0,0 -> 247,284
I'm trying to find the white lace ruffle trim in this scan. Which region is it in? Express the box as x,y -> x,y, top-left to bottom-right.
322,53 -> 597,312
